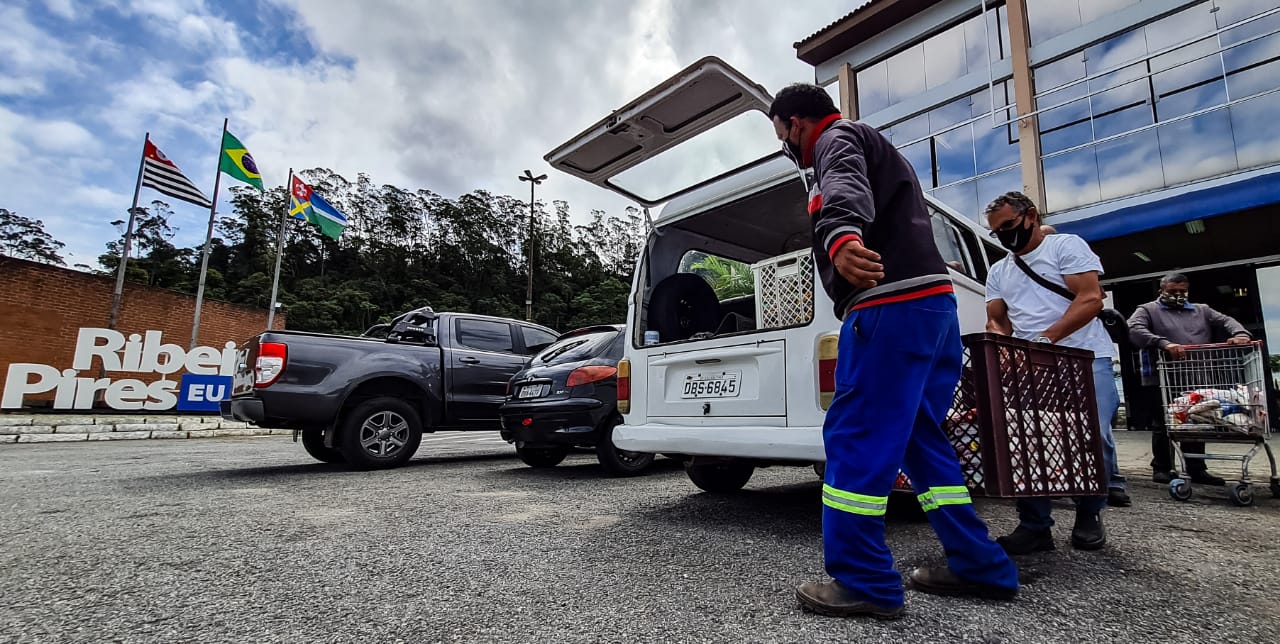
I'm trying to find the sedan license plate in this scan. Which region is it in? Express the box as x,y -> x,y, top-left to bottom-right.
681,371 -> 741,399
517,384 -> 548,399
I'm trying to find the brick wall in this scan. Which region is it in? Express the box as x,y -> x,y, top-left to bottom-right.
0,255 -> 285,408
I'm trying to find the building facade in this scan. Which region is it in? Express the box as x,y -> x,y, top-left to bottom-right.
796,0 -> 1280,422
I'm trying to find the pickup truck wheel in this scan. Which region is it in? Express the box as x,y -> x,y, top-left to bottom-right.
301,428 -> 345,464
338,397 -> 423,470
517,446 -> 569,468
686,460 -> 755,492
596,418 -> 654,477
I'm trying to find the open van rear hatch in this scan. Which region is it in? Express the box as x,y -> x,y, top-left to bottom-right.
544,56 -> 776,207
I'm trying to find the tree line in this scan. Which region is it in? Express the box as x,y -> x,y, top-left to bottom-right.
1,169 -> 644,336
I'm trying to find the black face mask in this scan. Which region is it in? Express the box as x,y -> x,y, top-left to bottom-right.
995,217 -> 1034,252
781,122 -> 804,167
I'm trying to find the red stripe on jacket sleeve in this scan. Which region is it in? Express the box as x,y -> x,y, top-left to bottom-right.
828,234 -> 862,261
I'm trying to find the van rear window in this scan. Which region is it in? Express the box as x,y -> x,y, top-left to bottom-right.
679,251 -> 754,300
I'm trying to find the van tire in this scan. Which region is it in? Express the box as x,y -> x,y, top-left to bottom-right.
337,397 -> 423,470
517,446 -> 569,468
301,427 -> 345,464
596,417 -> 654,477
686,460 -> 755,492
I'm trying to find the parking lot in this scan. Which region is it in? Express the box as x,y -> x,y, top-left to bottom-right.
2,432 -> 1279,643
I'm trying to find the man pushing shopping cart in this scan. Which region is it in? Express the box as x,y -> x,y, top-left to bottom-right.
1127,273 -> 1279,505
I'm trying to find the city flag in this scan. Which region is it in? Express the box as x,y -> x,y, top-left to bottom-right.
219,130 -> 264,191
141,139 -> 212,208
290,175 -> 348,240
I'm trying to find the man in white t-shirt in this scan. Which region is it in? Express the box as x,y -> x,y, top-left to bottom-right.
983,191 -> 1124,554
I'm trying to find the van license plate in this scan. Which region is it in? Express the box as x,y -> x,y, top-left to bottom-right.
681,371 -> 741,399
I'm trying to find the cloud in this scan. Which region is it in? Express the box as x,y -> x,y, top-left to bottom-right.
3,0 -> 851,269
42,0 -> 77,19
0,5 -> 81,96
28,120 -> 99,153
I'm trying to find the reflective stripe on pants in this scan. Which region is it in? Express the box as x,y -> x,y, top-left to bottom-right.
917,485 -> 972,512
823,484 -> 888,516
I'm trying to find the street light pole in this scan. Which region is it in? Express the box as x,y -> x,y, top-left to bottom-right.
518,169 -> 547,322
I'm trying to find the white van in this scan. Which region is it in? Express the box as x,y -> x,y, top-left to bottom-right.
546,57 -> 1006,492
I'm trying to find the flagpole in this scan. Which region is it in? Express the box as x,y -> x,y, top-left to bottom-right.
191,117 -> 228,351
266,168 -> 291,331
108,133 -> 149,331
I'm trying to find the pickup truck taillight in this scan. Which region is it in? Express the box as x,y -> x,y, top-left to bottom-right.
817,335 -> 838,410
255,342 -> 288,388
567,365 -> 618,387
616,359 -> 631,414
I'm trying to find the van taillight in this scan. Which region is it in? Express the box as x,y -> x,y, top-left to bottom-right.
255,342 -> 288,388
617,358 -> 631,414
817,335 -> 838,410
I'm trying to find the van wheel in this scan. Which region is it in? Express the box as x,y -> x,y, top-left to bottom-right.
517,446 -> 569,468
338,397 -> 423,470
301,427 -> 345,464
596,418 -> 654,477
686,460 -> 755,492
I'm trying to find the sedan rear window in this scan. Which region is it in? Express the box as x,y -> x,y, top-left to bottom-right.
534,330 -> 620,365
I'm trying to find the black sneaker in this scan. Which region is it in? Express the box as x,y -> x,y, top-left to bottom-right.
1190,472 -> 1226,486
1152,471 -> 1175,484
1107,489 -> 1132,507
1071,512 -> 1106,550
996,526 -> 1054,555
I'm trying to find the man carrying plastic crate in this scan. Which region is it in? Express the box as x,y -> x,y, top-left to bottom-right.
770,84 -> 1019,620
983,191 -> 1124,553
1128,272 -> 1253,485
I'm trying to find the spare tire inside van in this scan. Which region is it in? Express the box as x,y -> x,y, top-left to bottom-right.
647,274 -> 720,342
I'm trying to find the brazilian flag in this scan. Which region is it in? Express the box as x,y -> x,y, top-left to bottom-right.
219,130 -> 264,191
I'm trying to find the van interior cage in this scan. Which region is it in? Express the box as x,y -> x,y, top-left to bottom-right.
751,249 -> 815,330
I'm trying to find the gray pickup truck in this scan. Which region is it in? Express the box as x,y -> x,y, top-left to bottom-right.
221,308 -> 559,469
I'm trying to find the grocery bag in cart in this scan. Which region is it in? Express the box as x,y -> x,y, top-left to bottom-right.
1157,342 -> 1278,506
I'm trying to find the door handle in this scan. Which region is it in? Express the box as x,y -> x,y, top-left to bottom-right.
459,357 -> 480,364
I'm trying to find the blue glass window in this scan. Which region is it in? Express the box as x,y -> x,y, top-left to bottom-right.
1043,146 -> 1101,211
1095,130 -> 1163,201
855,4 -> 1011,118
1230,90 -> 1280,169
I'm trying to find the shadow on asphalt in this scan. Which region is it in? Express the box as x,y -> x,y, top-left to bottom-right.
630,481 -> 938,536
137,451 -> 522,483
480,454 -> 688,482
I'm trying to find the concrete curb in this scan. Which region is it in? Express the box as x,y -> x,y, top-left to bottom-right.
0,415 -> 292,443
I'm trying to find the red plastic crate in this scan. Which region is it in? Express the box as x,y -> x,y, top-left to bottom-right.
895,333 -> 1107,498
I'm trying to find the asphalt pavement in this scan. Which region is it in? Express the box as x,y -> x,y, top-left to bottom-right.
1,431 -> 1278,643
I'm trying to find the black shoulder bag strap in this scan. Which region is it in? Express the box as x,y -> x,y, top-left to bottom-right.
1010,254 -> 1131,346
1011,254 -> 1074,301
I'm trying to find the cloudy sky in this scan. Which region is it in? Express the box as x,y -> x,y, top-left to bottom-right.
1,0 -> 862,268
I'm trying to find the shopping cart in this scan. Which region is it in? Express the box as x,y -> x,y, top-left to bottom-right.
1157,341 -> 1279,506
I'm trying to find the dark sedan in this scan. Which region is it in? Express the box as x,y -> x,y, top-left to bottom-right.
499,324 -> 654,476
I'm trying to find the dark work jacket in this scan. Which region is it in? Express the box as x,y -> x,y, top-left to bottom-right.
803,115 -> 952,319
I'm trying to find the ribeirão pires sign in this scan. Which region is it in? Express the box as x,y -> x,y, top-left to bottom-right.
2,328 -> 238,412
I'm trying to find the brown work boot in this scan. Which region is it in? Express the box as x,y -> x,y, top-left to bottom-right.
795,580 -> 904,620
906,567 -> 1017,601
